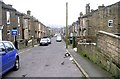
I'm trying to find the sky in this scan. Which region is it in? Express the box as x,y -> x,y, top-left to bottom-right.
3,0 -> 120,28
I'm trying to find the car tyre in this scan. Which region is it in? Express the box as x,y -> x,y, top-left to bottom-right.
13,58 -> 19,71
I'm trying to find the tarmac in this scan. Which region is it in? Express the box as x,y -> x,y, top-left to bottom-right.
67,47 -> 114,79
18,42 -> 114,78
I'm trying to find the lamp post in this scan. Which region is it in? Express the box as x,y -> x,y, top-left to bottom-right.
66,2 -> 68,49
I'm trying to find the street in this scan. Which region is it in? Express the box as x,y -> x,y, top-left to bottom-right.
3,37 -> 83,77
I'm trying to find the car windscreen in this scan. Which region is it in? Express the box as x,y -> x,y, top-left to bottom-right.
40,39 -> 47,42
0,43 -> 6,52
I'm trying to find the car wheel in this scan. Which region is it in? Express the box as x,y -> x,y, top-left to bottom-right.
13,58 -> 19,71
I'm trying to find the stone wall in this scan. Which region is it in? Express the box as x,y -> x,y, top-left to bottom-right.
97,31 -> 120,68
77,31 -> 120,77
17,39 -> 38,50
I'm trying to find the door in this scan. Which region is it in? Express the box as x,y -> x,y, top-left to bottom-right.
4,42 -> 16,69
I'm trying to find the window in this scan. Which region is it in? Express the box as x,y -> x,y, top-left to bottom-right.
4,42 -> 14,52
108,20 -> 113,27
0,43 -> 6,52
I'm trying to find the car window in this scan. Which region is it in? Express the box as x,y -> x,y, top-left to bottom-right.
4,42 -> 14,52
41,39 -> 47,41
0,42 -> 6,52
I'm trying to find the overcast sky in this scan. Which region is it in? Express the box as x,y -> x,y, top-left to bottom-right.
3,0 -> 120,27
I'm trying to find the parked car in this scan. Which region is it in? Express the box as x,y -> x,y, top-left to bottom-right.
0,41 -> 20,76
46,38 -> 51,44
56,36 -> 62,42
43,37 -> 51,44
39,38 -> 49,46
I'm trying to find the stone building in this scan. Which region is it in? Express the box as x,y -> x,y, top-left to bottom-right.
0,1 -> 49,42
77,1 -> 120,77
15,11 -> 24,41
79,1 -> 120,37
0,1 -> 18,41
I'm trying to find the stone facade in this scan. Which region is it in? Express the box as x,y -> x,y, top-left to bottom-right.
79,1 -> 120,37
0,1 -> 50,43
77,1 -> 120,77
1,1 -> 17,41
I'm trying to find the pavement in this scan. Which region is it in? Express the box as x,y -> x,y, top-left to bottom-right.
67,46 -> 114,79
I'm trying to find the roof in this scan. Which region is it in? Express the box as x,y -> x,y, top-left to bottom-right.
15,11 -> 24,16
1,1 -> 16,11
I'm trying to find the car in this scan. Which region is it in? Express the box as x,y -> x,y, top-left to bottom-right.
56,36 -> 62,42
43,37 -> 51,44
46,38 -> 51,44
0,41 -> 20,76
39,38 -> 49,46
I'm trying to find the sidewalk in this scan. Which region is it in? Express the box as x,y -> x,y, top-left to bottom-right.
67,47 -> 114,78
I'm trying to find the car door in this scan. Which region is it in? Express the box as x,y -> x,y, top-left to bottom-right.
0,42 -> 9,75
4,42 -> 16,69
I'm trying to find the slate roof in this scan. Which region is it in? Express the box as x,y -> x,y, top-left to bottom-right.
0,1 -> 16,11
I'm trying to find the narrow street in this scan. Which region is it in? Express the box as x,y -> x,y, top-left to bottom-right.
3,37 -> 83,77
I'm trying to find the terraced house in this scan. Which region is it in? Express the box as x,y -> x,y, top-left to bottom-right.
72,1 -> 120,77
79,2 -> 120,37
0,1 -> 51,46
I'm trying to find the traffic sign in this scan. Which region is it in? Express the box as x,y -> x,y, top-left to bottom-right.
11,29 -> 17,36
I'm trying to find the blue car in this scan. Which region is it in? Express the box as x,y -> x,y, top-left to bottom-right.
0,41 -> 20,76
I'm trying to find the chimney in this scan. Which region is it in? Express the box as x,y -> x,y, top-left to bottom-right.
91,9 -> 94,12
27,10 -> 31,15
80,12 -> 83,17
7,4 -> 12,7
86,3 -> 90,14
98,4 -> 105,9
